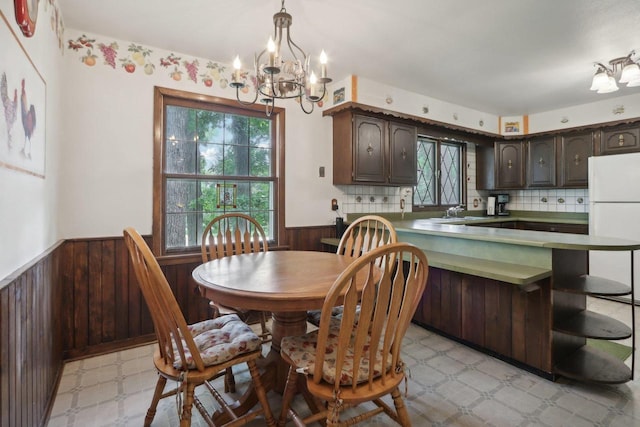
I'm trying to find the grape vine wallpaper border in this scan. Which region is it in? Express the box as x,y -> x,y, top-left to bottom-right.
65,30 -> 326,106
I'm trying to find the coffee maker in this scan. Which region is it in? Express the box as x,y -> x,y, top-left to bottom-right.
487,194 -> 510,216
495,194 -> 510,216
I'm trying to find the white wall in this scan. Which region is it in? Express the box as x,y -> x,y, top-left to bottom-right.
0,1 -> 64,283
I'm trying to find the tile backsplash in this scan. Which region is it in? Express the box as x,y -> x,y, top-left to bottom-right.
336,186 -> 589,216
492,188 -> 589,213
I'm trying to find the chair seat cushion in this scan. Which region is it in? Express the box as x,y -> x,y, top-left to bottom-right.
281,328 -> 392,385
174,314 -> 262,369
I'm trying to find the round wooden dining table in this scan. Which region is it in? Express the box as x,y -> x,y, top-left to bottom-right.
192,250 -> 362,419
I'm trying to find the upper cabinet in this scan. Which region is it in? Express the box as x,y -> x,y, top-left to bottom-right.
332,110 -> 417,185
558,131 -> 593,188
495,141 -> 525,189
389,122 -> 417,185
478,131 -> 595,190
600,124 -> 640,155
527,137 -> 557,187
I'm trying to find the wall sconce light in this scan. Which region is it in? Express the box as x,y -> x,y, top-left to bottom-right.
590,50 -> 640,93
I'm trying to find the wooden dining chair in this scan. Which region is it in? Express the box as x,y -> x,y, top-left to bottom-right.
279,242 -> 429,426
123,227 -> 275,427
201,213 -> 272,392
308,214 -> 397,327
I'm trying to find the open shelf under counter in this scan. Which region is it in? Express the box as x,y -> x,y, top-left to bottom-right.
553,310 -> 632,340
554,274 -> 632,296
554,345 -> 632,384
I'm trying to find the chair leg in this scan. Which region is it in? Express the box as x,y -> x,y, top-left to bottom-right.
179,383 -> 196,427
391,386 -> 411,427
247,360 -> 276,427
260,311 -> 271,342
224,367 -> 236,393
278,365 -> 299,426
144,375 -> 167,427
326,399 -> 341,427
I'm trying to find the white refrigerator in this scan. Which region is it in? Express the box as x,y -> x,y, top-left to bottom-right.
589,152 -> 640,304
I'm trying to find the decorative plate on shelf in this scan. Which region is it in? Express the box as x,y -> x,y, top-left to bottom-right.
14,0 -> 39,37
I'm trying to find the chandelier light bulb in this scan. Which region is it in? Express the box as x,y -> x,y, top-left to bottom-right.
620,62 -> 640,84
590,68 -> 609,91
232,55 -> 242,83
320,50 -> 328,79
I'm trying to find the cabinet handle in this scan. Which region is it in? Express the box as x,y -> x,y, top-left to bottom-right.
538,157 -> 545,166
507,159 -> 513,169
574,154 -> 581,165
618,134 -> 625,146
367,144 -> 373,156
401,148 -> 407,160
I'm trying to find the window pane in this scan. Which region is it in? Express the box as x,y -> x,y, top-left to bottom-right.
441,143 -> 461,205
198,142 -> 224,175
415,138 -> 436,206
250,147 -> 271,177
223,145 -> 249,176
195,109 -> 224,143
166,212 -> 199,249
165,106 -> 198,174
249,117 -> 271,147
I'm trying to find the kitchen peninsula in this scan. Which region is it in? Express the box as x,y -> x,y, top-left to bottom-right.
325,214 -> 638,384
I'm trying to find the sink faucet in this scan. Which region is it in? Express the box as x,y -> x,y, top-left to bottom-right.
445,204 -> 465,218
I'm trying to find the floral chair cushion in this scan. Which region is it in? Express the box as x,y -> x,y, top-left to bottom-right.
281,328 -> 393,385
174,314 -> 262,370
306,306 -> 361,328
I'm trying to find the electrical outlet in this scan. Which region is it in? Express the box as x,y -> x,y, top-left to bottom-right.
331,199 -> 339,211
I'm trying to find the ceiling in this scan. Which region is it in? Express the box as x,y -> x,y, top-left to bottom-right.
58,0 -> 640,116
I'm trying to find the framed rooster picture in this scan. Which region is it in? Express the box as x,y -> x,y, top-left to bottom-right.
0,11 -> 46,178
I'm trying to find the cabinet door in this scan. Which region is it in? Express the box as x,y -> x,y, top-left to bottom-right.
495,141 -> 525,189
527,137 -> 557,187
389,122 -> 417,184
559,131 -> 593,188
353,115 -> 386,183
600,125 -> 640,155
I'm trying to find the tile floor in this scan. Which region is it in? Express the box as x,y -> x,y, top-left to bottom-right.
48,297 -> 638,426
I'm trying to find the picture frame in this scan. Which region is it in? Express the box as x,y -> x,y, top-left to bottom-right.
0,11 -> 46,178
216,183 -> 237,208
504,121 -> 520,133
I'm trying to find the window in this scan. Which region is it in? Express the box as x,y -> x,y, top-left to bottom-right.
413,135 -> 466,209
153,87 -> 285,255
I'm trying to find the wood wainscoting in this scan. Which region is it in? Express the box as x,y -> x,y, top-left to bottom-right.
0,242 -> 65,427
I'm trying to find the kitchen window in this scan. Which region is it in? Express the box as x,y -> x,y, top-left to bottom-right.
152,87 -> 285,255
413,136 -> 466,209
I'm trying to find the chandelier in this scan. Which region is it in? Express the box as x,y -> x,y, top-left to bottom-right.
590,50 -> 640,93
231,0 -> 332,116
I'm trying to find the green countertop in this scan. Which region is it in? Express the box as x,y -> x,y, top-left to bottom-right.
392,219 -> 640,251
328,212 -> 640,285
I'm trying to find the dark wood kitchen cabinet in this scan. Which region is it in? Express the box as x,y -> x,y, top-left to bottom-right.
495,141 -> 525,189
558,131 -> 593,188
527,137 -> 557,187
332,110 -> 417,185
600,124 -> 640,155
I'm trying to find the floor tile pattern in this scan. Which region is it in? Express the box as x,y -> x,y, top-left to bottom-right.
48,298 -> 638,426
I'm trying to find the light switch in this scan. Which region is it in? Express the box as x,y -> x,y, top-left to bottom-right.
319,166 -> 325,177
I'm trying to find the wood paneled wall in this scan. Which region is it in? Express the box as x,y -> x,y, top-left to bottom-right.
0,242 -> 64,427
413,266 -> 553,375
0,224 -> 334,426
